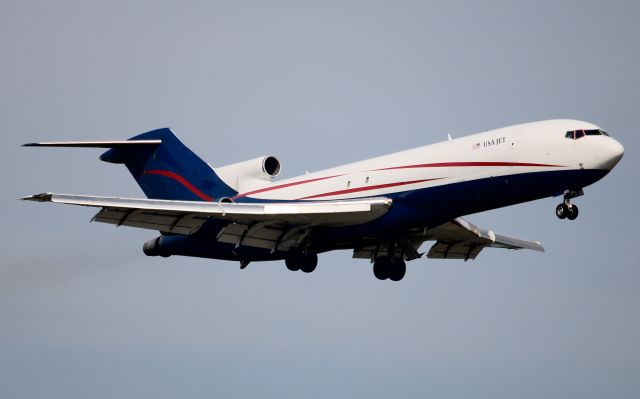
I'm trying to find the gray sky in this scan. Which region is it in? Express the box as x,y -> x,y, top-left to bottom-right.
1,1 -> 639,398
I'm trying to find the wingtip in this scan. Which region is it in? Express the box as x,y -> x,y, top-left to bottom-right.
21,193 -> 53,202
22,143 -> 39,147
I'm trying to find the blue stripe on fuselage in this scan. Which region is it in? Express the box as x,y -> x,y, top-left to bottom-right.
156,168 -> 609,261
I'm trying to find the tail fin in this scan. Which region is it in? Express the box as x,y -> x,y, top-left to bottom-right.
99,128 -> 236,201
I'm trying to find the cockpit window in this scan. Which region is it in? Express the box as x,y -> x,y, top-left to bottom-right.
565,129 -> 607,140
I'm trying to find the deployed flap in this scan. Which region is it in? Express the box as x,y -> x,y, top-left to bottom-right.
215,222 -> 312,253
22,193 -> 392,234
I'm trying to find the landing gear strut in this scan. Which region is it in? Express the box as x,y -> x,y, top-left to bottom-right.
556,189 -> 582,221
373,256 -> 406,282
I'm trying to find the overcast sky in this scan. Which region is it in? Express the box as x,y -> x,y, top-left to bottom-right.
1,1 -> 639,398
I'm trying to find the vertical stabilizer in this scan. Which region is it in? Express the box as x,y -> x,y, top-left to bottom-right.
99,128 -> 237,201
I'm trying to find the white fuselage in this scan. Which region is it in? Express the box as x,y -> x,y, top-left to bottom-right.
229,120 -> 623,202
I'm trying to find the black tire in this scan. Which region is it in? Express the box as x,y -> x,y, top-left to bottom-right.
567,204 -> 579,220
556,203 -> 568,219
285,256 -> 301,271
389,259 -> 406,282
300,253 -> 318,273
373,257 -> 390,280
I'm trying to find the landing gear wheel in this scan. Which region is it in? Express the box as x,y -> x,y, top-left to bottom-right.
389,260 -> 406,282
555,203 -> 568,219
300,254 -> 318,273
557,189 -> 583,221
286,252 -> 317,273
285,256 -> 301,271
373,257 -> 390,280
373,257 -> 406,281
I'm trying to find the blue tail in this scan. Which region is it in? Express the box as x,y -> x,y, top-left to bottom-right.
100,128 -> 237,201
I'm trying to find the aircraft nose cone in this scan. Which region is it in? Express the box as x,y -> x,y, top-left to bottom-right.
600,138 -> 624,170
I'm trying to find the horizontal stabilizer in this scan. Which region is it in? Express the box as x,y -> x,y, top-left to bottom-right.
22,127 -> 239,201
22,140 -> 162,148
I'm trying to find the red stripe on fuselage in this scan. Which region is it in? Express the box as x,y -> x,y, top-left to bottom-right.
234,161 -> 564,199
375,161 -> 564,171
299,178 -> 443,200
143,169 -> 214,202
232,174 -> 344,199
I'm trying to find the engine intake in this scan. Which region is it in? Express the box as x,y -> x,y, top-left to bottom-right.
215,155 -> 282,192
262,156 -> 280,177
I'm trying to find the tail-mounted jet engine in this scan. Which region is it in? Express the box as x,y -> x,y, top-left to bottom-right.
214,156 -> 281,194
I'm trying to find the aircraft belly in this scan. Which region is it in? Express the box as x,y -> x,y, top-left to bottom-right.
153,169 -> 608,262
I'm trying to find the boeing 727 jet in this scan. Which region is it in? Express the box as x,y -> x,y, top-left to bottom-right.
22,119 -> 624,281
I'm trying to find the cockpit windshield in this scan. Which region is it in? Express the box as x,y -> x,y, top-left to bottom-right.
565,129 -> 609,140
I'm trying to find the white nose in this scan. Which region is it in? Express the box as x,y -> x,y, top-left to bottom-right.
600,138 -> 624,170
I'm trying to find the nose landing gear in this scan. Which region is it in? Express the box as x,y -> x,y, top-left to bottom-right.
555,203 -> 579,220
555,189 -> 583,221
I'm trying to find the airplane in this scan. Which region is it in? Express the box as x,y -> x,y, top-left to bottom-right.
22,119 -> 624,281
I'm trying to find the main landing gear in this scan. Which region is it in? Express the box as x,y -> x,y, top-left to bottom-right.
285,251 -> 317,273
373,256 -> 406,282
555,189 -> 583,221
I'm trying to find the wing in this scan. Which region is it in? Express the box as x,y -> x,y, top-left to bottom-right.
22,193 -> 392,251
353,217 -> 543,261
423,217 -> 544,259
